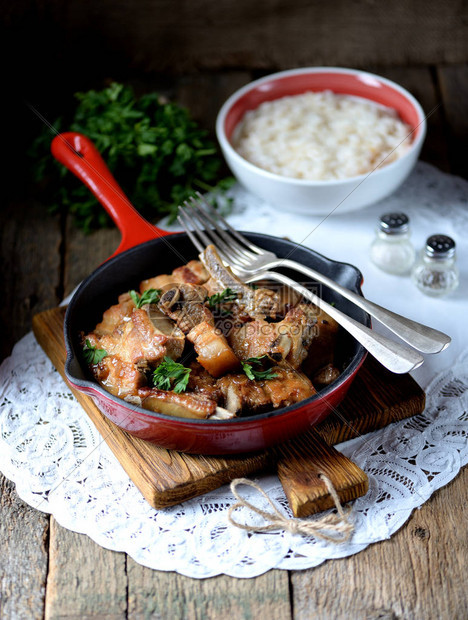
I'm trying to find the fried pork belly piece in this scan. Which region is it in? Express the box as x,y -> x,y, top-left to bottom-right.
94,292 -> 136,336
159,283 -> 240,377
217,373 -> 270,413
93,355 -> 146,397
201,245 -> 281,320
229,320 -> 288,362
228,302 -> 319,369
140,260 -> 209,292
187,321 -> 240,378
262,367 -> 316,408
280,303 -> 320,368
91,307 -> 185,370
217,367 -> 315,414
137,386 -> 234,420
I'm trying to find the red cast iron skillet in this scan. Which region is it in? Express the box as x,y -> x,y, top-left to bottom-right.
54,132 -> 369,455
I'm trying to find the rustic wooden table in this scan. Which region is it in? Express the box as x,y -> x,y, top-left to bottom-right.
1,64 -> 467,619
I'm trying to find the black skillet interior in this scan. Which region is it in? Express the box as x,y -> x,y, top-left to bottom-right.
65,232 -> 370,406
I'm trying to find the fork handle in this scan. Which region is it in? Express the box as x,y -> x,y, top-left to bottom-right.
246,270 -> 424,374
272,258 -> 450,355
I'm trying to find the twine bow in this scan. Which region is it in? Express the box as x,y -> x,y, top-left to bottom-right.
227,476 -> 354,543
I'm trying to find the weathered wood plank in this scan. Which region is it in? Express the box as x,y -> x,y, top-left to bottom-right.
277,431 -> 368,518
437,64 -> 468,179
127,561 -> 291,619
176,71 -> 253,132
45,517 -> 127,620
0,196 -> 60,620
0,200 -> 61,360
372,66 -> 450,172
0,477 -> 49,619
7,0 -> 468,79
291,462 -> 468,619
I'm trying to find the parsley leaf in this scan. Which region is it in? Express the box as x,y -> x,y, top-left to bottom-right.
129,288 -> 162,308
152,357 -> 191,394
241,355 -> 279,381
83,339 -> 107,365
206,288 -> 237,312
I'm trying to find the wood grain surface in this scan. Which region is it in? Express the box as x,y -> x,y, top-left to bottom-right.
4,1 -> 468,83
1,59 -> 468,619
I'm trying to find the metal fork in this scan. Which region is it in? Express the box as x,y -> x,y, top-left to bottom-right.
179,193 -> 450,356
178,204 -> 426,374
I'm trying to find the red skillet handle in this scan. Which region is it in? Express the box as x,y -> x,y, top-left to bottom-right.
51,132 -> 173,258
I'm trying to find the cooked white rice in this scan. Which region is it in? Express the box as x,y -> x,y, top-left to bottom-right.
231,91 -> 413,181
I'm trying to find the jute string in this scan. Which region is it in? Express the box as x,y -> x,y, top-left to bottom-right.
227,475 -> 354,543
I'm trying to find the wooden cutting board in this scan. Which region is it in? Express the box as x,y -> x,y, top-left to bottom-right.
32,307 -> 425,517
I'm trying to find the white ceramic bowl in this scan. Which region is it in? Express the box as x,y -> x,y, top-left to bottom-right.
216,67 -> 426,215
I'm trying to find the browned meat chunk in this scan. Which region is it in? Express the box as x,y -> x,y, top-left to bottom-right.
172,260 -> 209,284
187,362 -> 223,401
262,367 -> 316,408
228,302 -> 318,369
217,367 -> 315,414
229,320 -> 290,362
94,355 -> 146,397
279,303 -> 319,368
158,283 -> 212,333
137,386 -> 217,419
94,292 -> 135,336
140,260 -> 209,292
187,321 -> 240,378
216,373 -> 271,413
93,308 -> 185,369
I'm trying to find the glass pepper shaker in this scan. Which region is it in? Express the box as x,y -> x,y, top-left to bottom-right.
411,234 -> 459,297
370,212 -> 416,275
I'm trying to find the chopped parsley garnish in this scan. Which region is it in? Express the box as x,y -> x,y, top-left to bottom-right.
83,339 -> 107,365
206,288 -> 237,315
206,287 -> 237,308
129,288 -> 162,308
152,357 -> 191,394
241,355 -> 279,381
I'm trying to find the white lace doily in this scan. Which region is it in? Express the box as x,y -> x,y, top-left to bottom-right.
0,162 -> 467,578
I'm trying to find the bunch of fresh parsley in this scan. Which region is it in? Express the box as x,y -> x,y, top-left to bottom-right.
29,82 -> 233,232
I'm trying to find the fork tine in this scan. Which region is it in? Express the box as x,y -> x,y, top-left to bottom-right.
177,209 -> 209,254
179,207 -> 236,269
194,191 -> 265,256
187,195 -> 254,259
185,199 -> 252,265
183,204 -> 250,267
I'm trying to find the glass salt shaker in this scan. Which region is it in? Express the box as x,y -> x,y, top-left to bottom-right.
411,234 -> 459,297
370,212 -> 416,275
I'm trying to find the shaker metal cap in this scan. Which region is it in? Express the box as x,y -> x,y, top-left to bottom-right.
425,234 -> 456,259
379,212 -> 410,235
